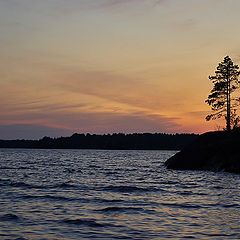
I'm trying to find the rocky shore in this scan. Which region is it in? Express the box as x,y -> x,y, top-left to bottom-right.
165,130 -> 240,174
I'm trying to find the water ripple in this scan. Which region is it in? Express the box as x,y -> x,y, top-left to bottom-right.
0,149 -> 239,240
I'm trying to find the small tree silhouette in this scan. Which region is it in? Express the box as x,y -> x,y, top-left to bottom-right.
205,56 -> 240,131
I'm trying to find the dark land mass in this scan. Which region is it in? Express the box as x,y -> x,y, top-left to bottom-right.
165,129 -> 240,174
0,133 -> 198,150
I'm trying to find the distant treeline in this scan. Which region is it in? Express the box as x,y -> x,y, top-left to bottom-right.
0,133 -> 198,150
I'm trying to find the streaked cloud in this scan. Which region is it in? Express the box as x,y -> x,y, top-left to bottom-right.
0,110 -> 180,137
0,0 -> 166,13
98,0 -> 165,9
56,68 -> 189,113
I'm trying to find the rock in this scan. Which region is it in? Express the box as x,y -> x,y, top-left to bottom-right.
165,130 -> 240,173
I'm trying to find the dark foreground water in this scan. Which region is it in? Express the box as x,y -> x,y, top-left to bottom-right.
0,149 -> 239,240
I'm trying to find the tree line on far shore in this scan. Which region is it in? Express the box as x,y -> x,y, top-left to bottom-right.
0,133 -> 198,150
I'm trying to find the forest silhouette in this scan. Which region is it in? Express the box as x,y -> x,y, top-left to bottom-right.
0,133 -> 198,150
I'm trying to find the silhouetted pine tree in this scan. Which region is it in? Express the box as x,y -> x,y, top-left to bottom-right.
205,56 -> 240,131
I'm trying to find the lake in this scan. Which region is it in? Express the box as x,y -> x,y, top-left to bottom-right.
0,149 -> 239,239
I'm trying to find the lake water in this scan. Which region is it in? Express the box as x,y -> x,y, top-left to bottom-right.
0,149 -> 239,240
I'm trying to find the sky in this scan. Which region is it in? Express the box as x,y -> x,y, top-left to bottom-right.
1,0 -> 240,139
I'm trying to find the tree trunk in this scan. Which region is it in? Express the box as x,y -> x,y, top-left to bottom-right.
226,67 -> 231,132
227,102 -> 231,131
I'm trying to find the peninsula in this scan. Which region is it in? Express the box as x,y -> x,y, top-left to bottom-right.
165,129 -> 240,174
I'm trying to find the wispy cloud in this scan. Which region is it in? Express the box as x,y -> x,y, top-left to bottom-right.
0,110 -> 180,137
56,68 -> 185,113
98,0 -> 165,9
0,66 -> 182,136
0,0 -> 166,16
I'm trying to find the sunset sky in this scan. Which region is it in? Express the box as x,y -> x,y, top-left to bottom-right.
1,0 -> 240,139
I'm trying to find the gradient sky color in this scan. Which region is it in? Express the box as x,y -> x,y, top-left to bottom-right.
1,0 -> 240,139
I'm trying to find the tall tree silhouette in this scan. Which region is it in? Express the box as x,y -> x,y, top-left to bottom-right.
205,56 -> 240,131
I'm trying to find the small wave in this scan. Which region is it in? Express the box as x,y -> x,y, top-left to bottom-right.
201,232 -> 239,237
9,182 -> 34,188
180,191 -> 194,195
124,168 -> 138,172
63,168 -> 76,173
21,194 -> 74,201
0,214 -> 19,221
10,181 -> 50,189
18,166 -> 30,170
195,202 -> 240,209
38,195 -> 73,201
97,206 -> 144,213
20,194 -> 90,203
103,185 -> 160,193
54,182 -> 78,189
212,186 -> 224,189
0,166 -> 16,169
0,178 -> 10,186
0,179 -> 47,189
159,180 -> 179,185
21,194 -> 126,204
105,171 -> 118,175
61,218 -> 104,227
0,178 -> 10,181
92,198 -> 123,203
0,179 -> 80,190
161,202 -> 200,209
221,203 -> 239,208
88,164 -> 101,168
